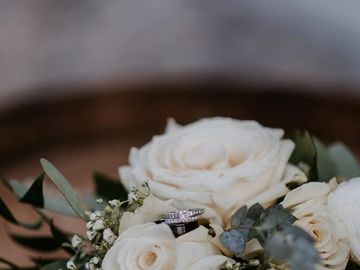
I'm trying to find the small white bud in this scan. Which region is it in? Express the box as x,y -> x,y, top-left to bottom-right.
93,219 -> 105,231
128,192 -> 138,202
86,230 -> 97,241
86,263 -> 96,270
103,228 -> 116,244
86,221 -> 94,229
71,235 -> 82,248
66,261 -> 76,270
225,261 -> 233,270
96,198 -> 104,203
89,213 -> 97,221
89,257 -> 100,265
108,199 -> 121,207
95,210 -> 103,217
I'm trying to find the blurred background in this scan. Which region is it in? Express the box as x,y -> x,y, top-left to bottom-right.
1,0 -> 360,265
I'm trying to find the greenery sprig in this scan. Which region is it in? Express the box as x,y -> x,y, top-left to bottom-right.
220,204 -> 319,270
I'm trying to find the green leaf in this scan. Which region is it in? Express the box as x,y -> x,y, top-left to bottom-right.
256,205 -> 296,231
328,143 -> 360,178
220,229 -> 246,255
314,138 -> 336,181
94,172 -> 128,202
20,174 -> 44,208
289,130 -> 318,180
40,159 -> 85,219
266,226 -> 319,270
9,180 -> 77,217
0,197 -> 42,230
40,260 -> 67,270
231,206 -> 247,228
10,234 -> 61,252
247,203 -> 264,222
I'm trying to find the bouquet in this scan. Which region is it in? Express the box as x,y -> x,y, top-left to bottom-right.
1,117 -> 360,270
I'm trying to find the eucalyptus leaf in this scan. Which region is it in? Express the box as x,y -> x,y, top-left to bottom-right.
94,172 -> 128,202
289,130 -> 318,180
247,203 -> 264,222
266,229 -> 318,270
40,260 -> 67,270
40,159 -> 85,219
9,180 -> 77,217
328,143 -> 360,178
0,197 -> 42,230
19,174 -> 44,208
238,218 -> 255,240
220,229 -> 246,255
10,234 -> 60,252
231,206 -> 247,228
256,205 -> 296,231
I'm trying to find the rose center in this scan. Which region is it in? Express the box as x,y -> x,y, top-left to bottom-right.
144,251 -> 157,266
183,143 -> 228,170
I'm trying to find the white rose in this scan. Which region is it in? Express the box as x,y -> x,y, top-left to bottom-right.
282,180 -> 350,270
119,194 -> 176,233
328,177 -> 360,264
120,117 -> 305,224
102,223 -> 229,270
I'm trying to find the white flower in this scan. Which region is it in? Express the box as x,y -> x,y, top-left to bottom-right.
282,180 -> 350,270
89,257 -> 100,265
92,219 -> 105,231
120,118 -> 305,224
328,177 -> 360,264
109,199 -> 121,207
119,194 -> 176,233
102,223 -> 228,270
103,228 -> 116,245
86,230 -> 97,241
66,261 -> 76,270
71,235 -> 82,248
86,221 -> 94,229
89,213 -> 98,221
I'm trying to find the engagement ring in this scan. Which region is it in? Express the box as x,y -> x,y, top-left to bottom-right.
162,208 -> 205,237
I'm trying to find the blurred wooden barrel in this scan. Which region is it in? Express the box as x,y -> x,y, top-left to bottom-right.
0,79 -> 360,265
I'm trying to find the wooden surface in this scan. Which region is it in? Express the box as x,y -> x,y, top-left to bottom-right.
0,80 -> 360,266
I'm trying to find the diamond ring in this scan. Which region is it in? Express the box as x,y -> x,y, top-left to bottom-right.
162,208 -> 205,225
161,208 -> 205,237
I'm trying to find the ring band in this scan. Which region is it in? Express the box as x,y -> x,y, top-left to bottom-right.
162,208 -> 205,225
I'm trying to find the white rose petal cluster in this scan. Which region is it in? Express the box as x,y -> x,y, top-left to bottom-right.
102,223 -> 228,270
328,177 -> 360,264
101,193 -> 229,270
282,180 -> 350,270
120,117 -> 306,224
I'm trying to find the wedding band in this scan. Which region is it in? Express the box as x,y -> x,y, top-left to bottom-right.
162,208 -> 205,225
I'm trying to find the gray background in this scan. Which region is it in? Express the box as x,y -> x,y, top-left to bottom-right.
1,0 -> 360,103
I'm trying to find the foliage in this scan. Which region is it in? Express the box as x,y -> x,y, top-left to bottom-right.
220,203 -> 319,270
289,130 -> 360,181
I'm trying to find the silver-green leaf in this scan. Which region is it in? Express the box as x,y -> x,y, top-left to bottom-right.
40,158 -> 85,219
328,143 -> 360,178
9,179 -> 77,217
